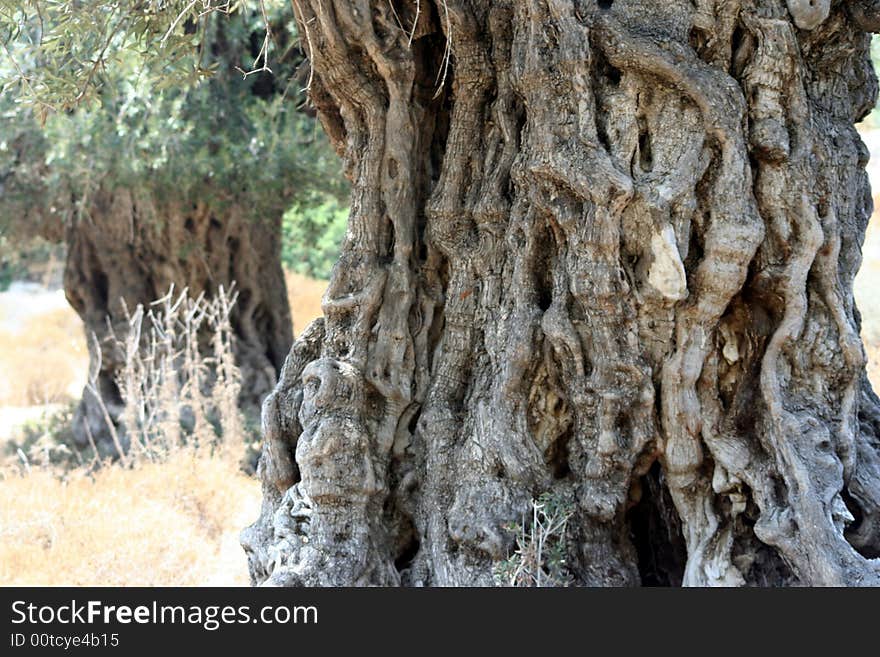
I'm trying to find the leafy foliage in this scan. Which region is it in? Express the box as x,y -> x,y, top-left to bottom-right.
281,193 -> 347,280
494,492 -> 575,587
0,235 -> 63,289
1,1 -> 267,113
0,1 -> 347,238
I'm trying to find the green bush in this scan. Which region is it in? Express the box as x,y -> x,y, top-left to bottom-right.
0,1 -> 347,236
281,195 -> 348,280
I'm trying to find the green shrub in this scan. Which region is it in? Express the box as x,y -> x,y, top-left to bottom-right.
494,491 -> 575,587
281,195 -> 348,280
0,1 -> 347,237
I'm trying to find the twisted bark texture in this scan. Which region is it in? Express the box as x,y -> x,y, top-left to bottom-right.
243,0 -> 880,586
66,189 -> 292,450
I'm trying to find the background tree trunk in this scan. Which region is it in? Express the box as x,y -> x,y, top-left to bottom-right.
243,0 -> 880,586
67,187 -> 292,451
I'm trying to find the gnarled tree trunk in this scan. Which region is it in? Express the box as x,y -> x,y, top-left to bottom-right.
66,188 -> 292,451
243,0 -> 880,586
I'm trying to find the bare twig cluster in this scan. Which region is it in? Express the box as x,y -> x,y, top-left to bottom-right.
159,0 -> 277,78
85,283 -> 244,465
494,493 -> 575,587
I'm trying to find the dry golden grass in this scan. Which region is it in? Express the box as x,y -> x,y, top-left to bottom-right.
0,306 -> 87,407
0,447 -> 260,586
285,270 -> 327,336
0,275 -> 330,586
0,284 -> 267,586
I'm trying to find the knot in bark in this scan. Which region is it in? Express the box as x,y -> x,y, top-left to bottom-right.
785,0 -> 831,30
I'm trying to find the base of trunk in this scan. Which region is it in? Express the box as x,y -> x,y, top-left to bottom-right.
244,1 -> 880,586
65,189 -> 291,451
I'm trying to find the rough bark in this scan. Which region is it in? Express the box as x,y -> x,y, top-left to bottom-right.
66,187 -> 292,450
243,0 -> 880,586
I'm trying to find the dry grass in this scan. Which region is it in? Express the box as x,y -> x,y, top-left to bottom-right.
0,284 -> 267,586
286,270 -> 327,336
97,284 -> 246,462
0,306 -> 87,406
0,446 -> 260,586
0,276 -> 331,586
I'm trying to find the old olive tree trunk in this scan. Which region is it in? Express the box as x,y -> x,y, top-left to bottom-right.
67,189 -> 292,450
243,0 -> 880,586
